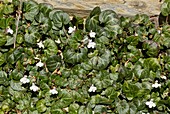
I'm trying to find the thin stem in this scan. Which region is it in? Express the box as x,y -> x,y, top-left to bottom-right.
14,0 -> 22,48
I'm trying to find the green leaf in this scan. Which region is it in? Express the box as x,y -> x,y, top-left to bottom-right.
52,11 -> 70,28
96,36 -> 109,45
36,99 -> 47,113
35,12 -> 52,33
122,81 -> 141,100
46,55 -> 61,72
161,31 -> 170,48
16,34 -> 24,44
161,2 -> 170,16
69,103 -> 79,114
0,17 -> 13,29
95,95 -> 112,105
3,4 -> 14,14
56,89 -> 73,108
39,3 -> 53,17
85,7 -> 101,31
0,34 -> 7,46
64,48 -> 88,64
5,36 -> 13,46
129,103 -> 137,114
89,7 -> 101,18
0,53 -> 5,66
44,39 -> 58,57
8,48 -> 24,64
101,87 -> 120,100
23,1 -> 39,21
99,10 -> 121,37
116,100 -> 129,114
24,33 -> 38,46
143,58 -> 161,72
78,106 -> 92,114
0,71 -> 8,86
142,40 -> 159,57
90,50 -> 111,70
51,108 -> 64,114
126,36 -> 139,46
133,14 -> 150,25
94,105 -> 107,114
10,80 -> 25,91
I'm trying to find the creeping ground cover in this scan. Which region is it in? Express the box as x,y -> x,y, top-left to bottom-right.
1,0 -> 170,113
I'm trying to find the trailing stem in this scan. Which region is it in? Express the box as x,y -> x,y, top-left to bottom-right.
14,0 -> 22,48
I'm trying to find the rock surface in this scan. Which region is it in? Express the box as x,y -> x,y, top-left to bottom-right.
1,0 -> 163,17
35,0 -> 162,17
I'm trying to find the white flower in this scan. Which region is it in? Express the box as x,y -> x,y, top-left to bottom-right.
34,57 -> 40,60
37,41 -> 44,49
87,40 -> 96,48
36,61 -> 44,67
20,75 -> 30,84
55,39 -> 61,44
152,80 -> 161,88
157,30 -> 161,34
68,26 -> 76,34
89,30 -> 96,38
6,28 -> 13,34
30,83 -> 39,92
69,16 -> 73,20
134,32 -> 138,36
145,99 -> 156,108
161,75 -> 167,80
49,88 -> 58,95
63,107 -> 69,112
88,84 -> 97,92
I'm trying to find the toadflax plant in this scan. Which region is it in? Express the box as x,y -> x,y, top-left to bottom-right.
0,0 -> 170,113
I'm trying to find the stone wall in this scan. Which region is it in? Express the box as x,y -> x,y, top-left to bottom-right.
35,0 -> 162,17
1,0 -> 163,17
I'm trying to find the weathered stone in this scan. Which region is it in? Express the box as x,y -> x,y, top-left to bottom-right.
35,0 -> 162,17
1,0 -> 163,17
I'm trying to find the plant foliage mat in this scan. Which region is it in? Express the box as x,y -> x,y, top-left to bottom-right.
1,0 -> 170,114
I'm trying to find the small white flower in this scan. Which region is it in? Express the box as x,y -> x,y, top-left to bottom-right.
20,75 -> 30,84
145,99 -> 156,108
152,80 -> 161,88
63,107 -> 69,112
36,61 -> 44,67
6,28 -> 13,34
69,16 -> 73,20
30,83 -> 39,92
55,39 -> 61,44
161,75 -> 167,80
34,57 -> 40,60
89,30 -> 96,38
68,26 -> 76,34
157,30 -> 161,34
49,88 -> 58,95
37,41 -> 44,49
88,84 -> 97,92
134,32 -> 138,36
87,40 -> 96,48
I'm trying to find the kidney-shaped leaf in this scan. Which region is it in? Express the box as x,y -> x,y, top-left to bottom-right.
90,50 -> 111,70
46,55 -> 61,72
64,48 -> 88,64
23,1 -> 39,21
52,11 -> 70,28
